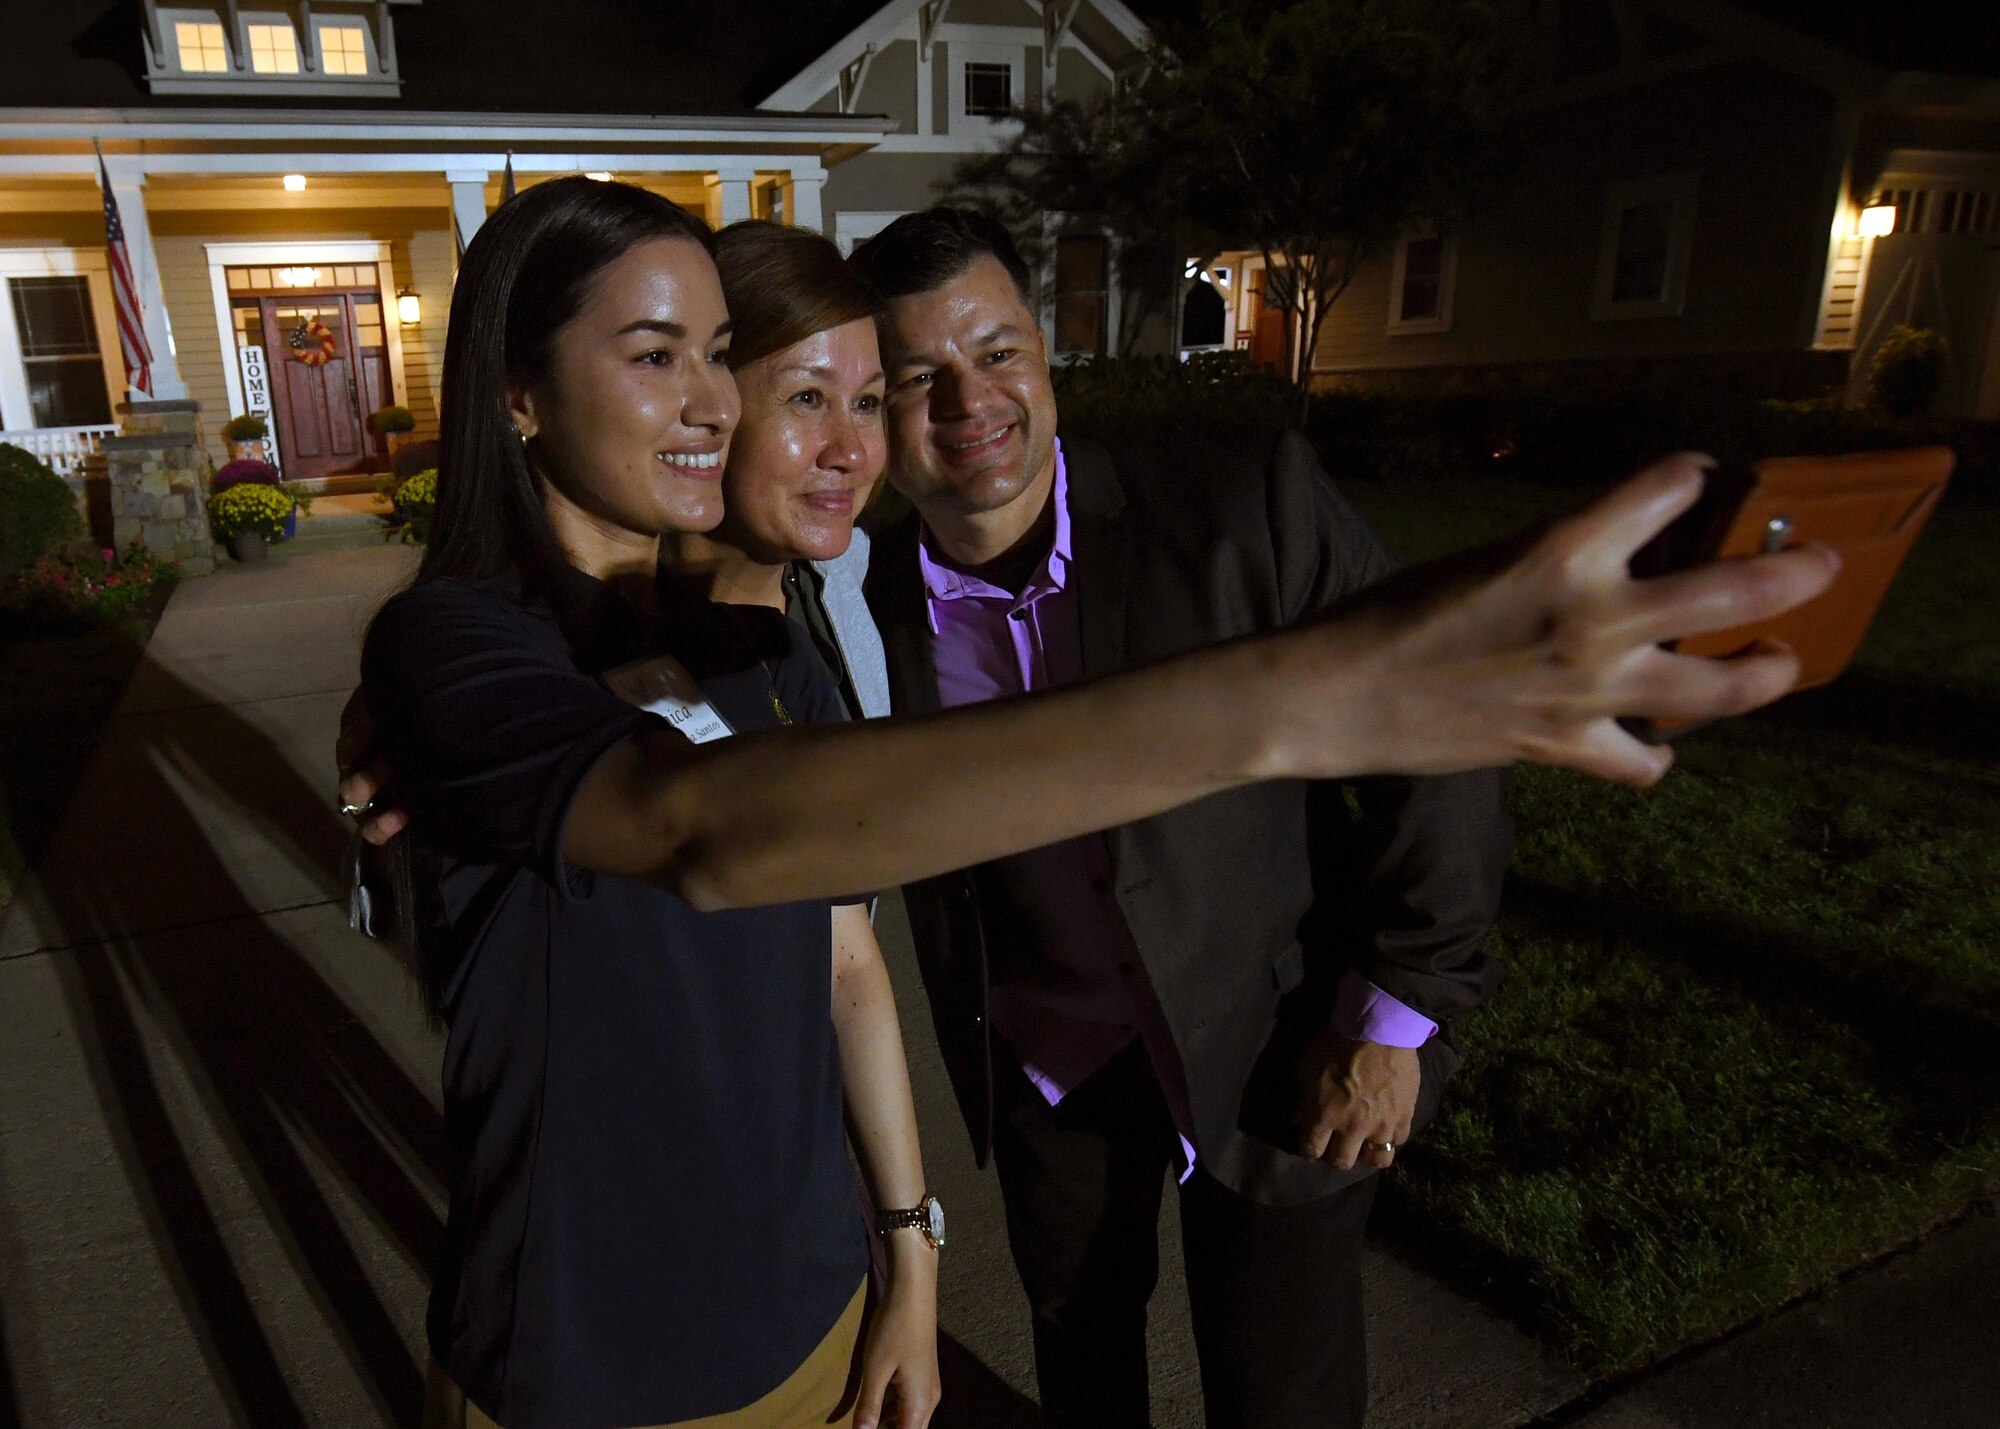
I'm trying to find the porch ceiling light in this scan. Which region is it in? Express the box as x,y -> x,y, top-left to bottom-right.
585,171 -> 614,182
1857,204 -> 1896,238
283,173 -> 308,192
397,287 -> 422,325
278,266 -> 320,287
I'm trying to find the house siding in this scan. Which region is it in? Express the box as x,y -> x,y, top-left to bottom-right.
856,39 -> 919,132
1311,60 -> 1841,381
824,153 -> 964,224
151,207 -> 451,469
950,0 -> 1042,26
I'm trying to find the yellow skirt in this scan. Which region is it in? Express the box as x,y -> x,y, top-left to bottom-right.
423,1278 -> 869,1429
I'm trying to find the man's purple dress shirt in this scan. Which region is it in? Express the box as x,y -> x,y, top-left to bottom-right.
917,442 -> 1436,1177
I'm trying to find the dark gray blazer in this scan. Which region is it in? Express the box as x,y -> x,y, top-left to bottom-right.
863,430 -> 1511,1205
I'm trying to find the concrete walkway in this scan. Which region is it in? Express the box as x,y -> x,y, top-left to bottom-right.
0,543 -> 1983,1428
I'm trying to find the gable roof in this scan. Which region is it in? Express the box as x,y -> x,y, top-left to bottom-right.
759,0 -> 1159,111
1729,0 -> 2000,82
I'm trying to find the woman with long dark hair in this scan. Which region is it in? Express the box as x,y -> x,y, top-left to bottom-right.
371,181 -> 933,1429
359,178 -> 1837,1429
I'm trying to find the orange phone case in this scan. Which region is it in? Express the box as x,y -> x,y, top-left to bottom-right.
1630,445 -> 1954,740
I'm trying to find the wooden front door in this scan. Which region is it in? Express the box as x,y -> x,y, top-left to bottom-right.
260,291 -> 391,480
1246,266 -> 1295,378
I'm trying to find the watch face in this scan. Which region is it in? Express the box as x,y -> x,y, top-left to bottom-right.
925,1197 -> 946,1248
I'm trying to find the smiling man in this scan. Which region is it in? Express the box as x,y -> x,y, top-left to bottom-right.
850,209 -> 1512,1429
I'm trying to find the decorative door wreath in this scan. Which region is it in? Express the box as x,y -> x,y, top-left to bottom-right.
288,318 -> 338,367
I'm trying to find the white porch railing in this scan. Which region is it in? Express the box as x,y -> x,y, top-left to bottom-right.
0,424 -> 120,479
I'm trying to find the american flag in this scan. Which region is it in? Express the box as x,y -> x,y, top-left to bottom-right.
96,148 -> 153,397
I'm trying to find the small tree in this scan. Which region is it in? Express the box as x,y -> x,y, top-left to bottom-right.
950,0 -> 1520,419
945,92 -> 1195,357
1172,0 -> 1519,415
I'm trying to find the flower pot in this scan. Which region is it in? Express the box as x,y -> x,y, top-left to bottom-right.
227,439 -> 266,463
228,531 -> 270,563
281,505 -> 298,542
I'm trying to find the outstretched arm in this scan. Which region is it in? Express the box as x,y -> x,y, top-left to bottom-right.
352,456 -> 1837,911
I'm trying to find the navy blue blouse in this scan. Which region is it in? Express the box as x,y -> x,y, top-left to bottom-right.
364,571 -> 868,1429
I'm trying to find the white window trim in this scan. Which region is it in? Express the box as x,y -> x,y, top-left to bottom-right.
1386,229 -> 1459,336
947,40 -> 1028,138
1593,171 -> 1700,322
315,18 -> 376,77
0,250 -> 124,431
833,210 -> 908,257
203,240 -> 409,428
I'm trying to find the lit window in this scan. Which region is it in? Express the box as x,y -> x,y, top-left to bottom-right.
964,62 -> 1013,116
175,20 -> 229,73
248,22 -> 300,74
320,24 -> 368,76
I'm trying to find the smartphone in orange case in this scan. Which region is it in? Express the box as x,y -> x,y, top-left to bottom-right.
1624,445 -> 1955,742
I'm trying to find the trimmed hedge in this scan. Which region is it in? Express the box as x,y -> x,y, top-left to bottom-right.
1049,357 -> 1996,504
0,443 -> 85,579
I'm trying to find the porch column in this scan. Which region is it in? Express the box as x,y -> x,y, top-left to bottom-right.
789,166 -> 827,236
104,161 -> 187,401
705,166 -> 757,228
448,169 -> 491,252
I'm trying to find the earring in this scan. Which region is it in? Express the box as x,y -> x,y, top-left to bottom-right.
515,427 -> 529,444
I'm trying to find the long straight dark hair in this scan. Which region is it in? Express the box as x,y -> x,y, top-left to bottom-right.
376,177 -> 712,1022
419,175 -> 715,597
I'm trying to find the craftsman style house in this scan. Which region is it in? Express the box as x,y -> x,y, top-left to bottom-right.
1191,1 -> 2000,418
0,0 -> 1150,480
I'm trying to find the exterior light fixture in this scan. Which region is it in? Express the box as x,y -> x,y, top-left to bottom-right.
397,287 -> 422,325
1857,204 -> 1896,238
283,173 -> 308,192
585,171 -> 614,182
277,266 -> 321,287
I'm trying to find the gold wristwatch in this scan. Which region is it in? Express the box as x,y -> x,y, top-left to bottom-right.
877,1194 -> 945,1250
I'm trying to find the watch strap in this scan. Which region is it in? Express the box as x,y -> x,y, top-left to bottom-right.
877,1204 -> 929,1234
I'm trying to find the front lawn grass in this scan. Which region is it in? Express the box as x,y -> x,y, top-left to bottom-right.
1340,473 -> 2000,1373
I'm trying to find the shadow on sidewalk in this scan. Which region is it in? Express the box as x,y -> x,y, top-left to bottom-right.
13,648 -> 443,1429
935,1334 -> 1046,1427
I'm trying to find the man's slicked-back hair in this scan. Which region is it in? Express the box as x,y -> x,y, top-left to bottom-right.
849,206 -> 1034,308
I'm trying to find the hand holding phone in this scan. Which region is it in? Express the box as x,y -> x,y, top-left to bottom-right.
1625,446 -> 1953,740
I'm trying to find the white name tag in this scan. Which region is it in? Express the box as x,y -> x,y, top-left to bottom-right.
602,654 -> 736,744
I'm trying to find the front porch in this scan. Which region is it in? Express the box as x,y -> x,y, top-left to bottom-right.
0,106 -> 892,547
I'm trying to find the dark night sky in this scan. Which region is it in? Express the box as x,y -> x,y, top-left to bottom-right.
1730,0 -> 2000,79
6,1 -> 1997,113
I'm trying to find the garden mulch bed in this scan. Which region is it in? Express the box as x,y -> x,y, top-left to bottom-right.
1342,473 -> 2000,1374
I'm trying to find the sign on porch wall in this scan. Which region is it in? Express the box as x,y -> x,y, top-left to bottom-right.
237,343 -> 281,468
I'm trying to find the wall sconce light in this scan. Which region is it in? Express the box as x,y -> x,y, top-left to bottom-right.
585,171 -> 614,182
1857,204 -> 1896,238
397,287 -> 422,325
283,173 -> 308,192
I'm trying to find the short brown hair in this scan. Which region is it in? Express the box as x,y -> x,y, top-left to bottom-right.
714,220 -> 881,369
